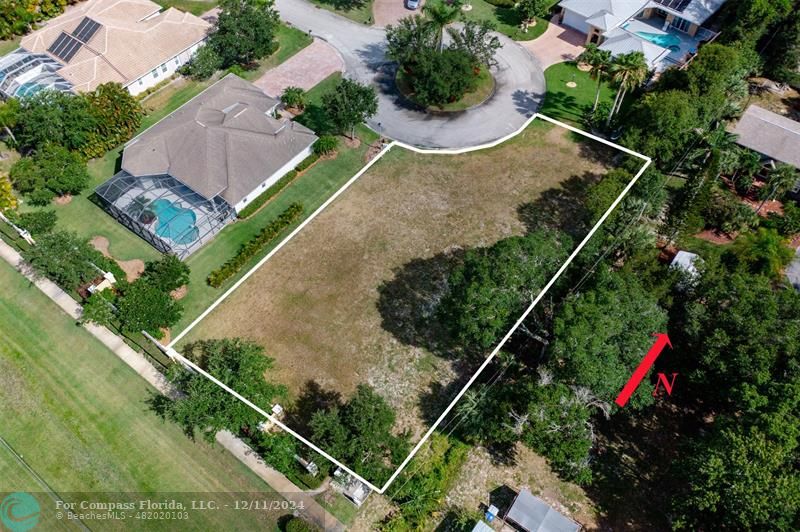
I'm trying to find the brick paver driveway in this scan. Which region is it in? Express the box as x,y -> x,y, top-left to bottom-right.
520,18 -> 585,69
252,38 -> 345,97
373,0 -> 422,27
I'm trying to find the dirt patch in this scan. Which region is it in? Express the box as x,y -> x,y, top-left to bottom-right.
343,136 -> 361,149
90,235 -> 146,282
348,494 -> 394,532
54,194 -> 73,205
186,124 -> 615,440
444,443 -> 599,530
171,285 -> 188,300
159,328 -> 171,346
694,229 -> 735,245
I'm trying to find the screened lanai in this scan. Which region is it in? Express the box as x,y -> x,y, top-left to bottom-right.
0,50 -> 72,98
95,172 -> 236,259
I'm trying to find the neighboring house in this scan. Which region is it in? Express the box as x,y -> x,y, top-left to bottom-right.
0,0 -> 210,98
95,74 -> 318,259
504,489 -> 581,532
729,104 -> 800,195
557,0 -> 726,69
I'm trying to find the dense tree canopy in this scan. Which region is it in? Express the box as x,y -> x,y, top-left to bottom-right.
116,280 -> 183,337
211,0 -> 280,68
10,143 -> 89,205
321,78 -> 378,138
23,231 -> 101,289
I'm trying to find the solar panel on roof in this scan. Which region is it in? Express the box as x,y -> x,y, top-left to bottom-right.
73,17 -> 101,43
654,0 -> 692,12
47,32 -> 83,63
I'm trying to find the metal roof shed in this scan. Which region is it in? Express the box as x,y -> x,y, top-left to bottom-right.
505,490 -> 581,532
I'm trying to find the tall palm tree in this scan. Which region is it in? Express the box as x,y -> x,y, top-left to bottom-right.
606,51 -> 648,126
423,0 -> 460,52
760,163 -> 799,203
577,44 -> 612,113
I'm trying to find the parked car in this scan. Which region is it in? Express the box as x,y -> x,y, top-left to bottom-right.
407,0 -> 420,9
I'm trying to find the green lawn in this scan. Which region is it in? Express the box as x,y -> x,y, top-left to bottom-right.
315,492 -> 359,525
154,0 -> 219,16
0,261 -> 285,530
539,61 -> 615,125
16,25 -> 311,265
461,0 -> 551,41
0,35 -> 21,56
308,0 -> 373,25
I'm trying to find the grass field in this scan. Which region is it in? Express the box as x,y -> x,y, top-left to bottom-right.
0,261 -> 286,531
309,0 -> 374,25
0,36 -> 21,56
539,62 -> 615,125
461,0 -> 551,41
155,0 -> 218,15
181,120 -> 616,438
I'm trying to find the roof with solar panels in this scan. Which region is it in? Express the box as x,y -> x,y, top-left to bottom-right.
19,0 -> 210,92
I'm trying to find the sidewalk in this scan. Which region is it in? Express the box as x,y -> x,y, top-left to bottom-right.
0,239 -> 344,531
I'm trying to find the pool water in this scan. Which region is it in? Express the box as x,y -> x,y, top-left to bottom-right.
150,199 -> 199,245
634,30 -> 681,49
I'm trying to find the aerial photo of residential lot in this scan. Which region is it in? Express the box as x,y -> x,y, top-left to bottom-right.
1,0 -> 800,530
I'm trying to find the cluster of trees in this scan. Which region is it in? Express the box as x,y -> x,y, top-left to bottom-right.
182,0 -> 281,79
386,4 -> 501,107
0,0 -> 82,40
1,84 -> 142,204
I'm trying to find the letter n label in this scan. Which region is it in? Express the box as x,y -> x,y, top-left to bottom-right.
653,372 -> 678,397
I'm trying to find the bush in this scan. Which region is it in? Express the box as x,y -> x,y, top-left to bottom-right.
208,203 -> 303,287
313,135 -> 338,156
294,153 -> 319,173
766,199 -> 800,236
237,171 -> 297,219
485,0 -> 515,6
143,254 -> 190,292
13,210 -> 57,235
181,45 -> 223,80
408,48 -> 479,107
284,516 -> 320,532
281,86 -> 307,110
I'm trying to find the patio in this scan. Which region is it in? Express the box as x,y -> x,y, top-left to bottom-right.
622,15 -> 707,67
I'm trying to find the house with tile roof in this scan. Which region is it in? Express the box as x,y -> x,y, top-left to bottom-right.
95,74 -> 318,259
557,0 -> 726,70
0,0 -> 209,98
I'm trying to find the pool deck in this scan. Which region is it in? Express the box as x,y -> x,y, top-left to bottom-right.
624,17 -> 703,66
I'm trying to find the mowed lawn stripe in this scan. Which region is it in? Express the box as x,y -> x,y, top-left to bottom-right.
0,262 -> 283,530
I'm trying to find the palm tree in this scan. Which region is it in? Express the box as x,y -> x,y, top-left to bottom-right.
606,51 -> 648,126
577,44 -> 612,113
759,163 -> 799,204
423,0 -> 460,51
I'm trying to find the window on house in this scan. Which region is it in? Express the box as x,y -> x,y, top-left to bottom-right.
152,69 -> 158,79
138,79 -> 143,86
162,64 -> 167,73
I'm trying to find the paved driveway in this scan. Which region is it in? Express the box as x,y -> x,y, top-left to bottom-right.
275,0 -> 545,148
519,19 -> 585,69
252,38 -> 345,97
373,0 -> 422,27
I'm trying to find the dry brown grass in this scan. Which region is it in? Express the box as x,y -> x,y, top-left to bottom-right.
183,122 -> 614,437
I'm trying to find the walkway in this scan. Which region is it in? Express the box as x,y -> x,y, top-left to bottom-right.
275,0 -> 546,148
253,38 -> 345,97
519,18 -> 586,69
0,239 -> 344,532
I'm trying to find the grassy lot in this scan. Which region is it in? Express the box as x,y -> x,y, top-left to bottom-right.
539,61 -> 615,125
316,491 -> 360,525
0,261 -> 286,530
309,0 -> 373,25
461,0 -> 551,41
155,0 -> 219,15
0,35 -> 21,56
181,119 -> 616,438
15,24 -> 311,266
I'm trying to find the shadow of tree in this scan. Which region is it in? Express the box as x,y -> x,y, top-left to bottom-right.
283,379 -> 343,437
314,0 -> 367,11
512,89 -> 543,117
376,250 -> 465,358
516,171 -> 599,240
539,89 -> 585,122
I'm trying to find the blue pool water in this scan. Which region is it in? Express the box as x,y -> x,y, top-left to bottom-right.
634,30 -> 681,49
150,199 -> 199,245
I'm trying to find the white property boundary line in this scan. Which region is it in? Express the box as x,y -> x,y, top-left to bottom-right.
165,113 -> 652,493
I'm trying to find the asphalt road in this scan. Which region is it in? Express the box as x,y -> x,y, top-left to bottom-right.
275,0 -> 546,148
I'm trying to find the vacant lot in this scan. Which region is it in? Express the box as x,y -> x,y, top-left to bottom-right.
0,261 -> 285,531
183,121 -> 615,436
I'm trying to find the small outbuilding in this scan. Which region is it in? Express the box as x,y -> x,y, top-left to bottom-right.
670,250 -> 701,278
505,490 -> 581,532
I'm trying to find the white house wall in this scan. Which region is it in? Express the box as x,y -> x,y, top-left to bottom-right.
233,145 -> 315,213
125,41 -> 205,96
562,9 -> 591,34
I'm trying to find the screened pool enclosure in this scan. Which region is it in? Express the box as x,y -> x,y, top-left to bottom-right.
95,172 -> 236,259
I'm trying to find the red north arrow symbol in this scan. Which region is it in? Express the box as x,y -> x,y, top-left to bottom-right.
615,333 -> 672,408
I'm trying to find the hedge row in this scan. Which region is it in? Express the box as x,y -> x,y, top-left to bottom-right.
237,153 -> 320,219
208,203 -> 304,287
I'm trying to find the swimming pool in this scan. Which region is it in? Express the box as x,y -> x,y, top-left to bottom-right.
634,30 -> 681,49
150,198 -> 199,245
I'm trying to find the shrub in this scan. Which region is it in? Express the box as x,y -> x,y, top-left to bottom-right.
408,48 -> 478,107
13,210 -> 57,235
143,254 -> 190,292
237,171 -> 297,219
295,153 -> 320,173
281,86 -> 307,110
484,0 -> 515,6
208,203 -> 303,287
284,516 -> 320,532
766,200 -> 800,236
313,135 -> 338,156
181,45 -> 223,80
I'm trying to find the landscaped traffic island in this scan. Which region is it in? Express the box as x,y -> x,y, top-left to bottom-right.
395,65 -> 495,112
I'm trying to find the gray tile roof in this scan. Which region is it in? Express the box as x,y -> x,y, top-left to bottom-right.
730,104 -> 800,169
122,74 -> 317,206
